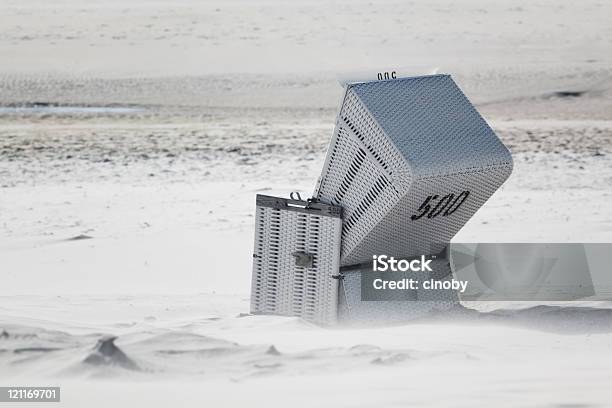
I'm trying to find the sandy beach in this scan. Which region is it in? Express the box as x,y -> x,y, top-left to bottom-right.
1,0 -> 611,406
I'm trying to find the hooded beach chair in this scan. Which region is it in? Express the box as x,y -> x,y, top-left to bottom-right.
251,74 -> 513,325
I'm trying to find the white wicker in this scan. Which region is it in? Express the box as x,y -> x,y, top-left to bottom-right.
250,195 -> 342,325
315,74 -> 513,266
250,74 -> 513,325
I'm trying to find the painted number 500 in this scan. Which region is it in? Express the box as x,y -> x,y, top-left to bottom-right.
410,191 -> 470,221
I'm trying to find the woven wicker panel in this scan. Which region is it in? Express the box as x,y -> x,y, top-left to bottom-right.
341,166 -> 511,265
315,75 -> 513,266
250,195 -> 342,325
351,75 -> 511,177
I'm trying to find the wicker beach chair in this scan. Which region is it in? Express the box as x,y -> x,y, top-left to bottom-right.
251,74 -> 513,325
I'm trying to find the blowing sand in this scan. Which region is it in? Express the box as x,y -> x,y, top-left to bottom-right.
1,0 -> 611,406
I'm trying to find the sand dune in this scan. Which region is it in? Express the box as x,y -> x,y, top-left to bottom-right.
2,295 -> 612,407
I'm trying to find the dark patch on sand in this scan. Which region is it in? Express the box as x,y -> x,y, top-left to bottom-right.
83,336 -> 139,370
66,234 -> 93,241
550,90 -> 586,98
265,345 -> 281,356
14,347 -> 61,354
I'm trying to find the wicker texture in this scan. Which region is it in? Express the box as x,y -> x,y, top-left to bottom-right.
315,75 -> 513,266
250,195 -> 342,325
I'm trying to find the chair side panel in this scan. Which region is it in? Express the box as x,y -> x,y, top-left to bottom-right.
250,198 -> 342,325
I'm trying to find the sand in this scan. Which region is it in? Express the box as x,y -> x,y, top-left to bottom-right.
1,0 -> 611,406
